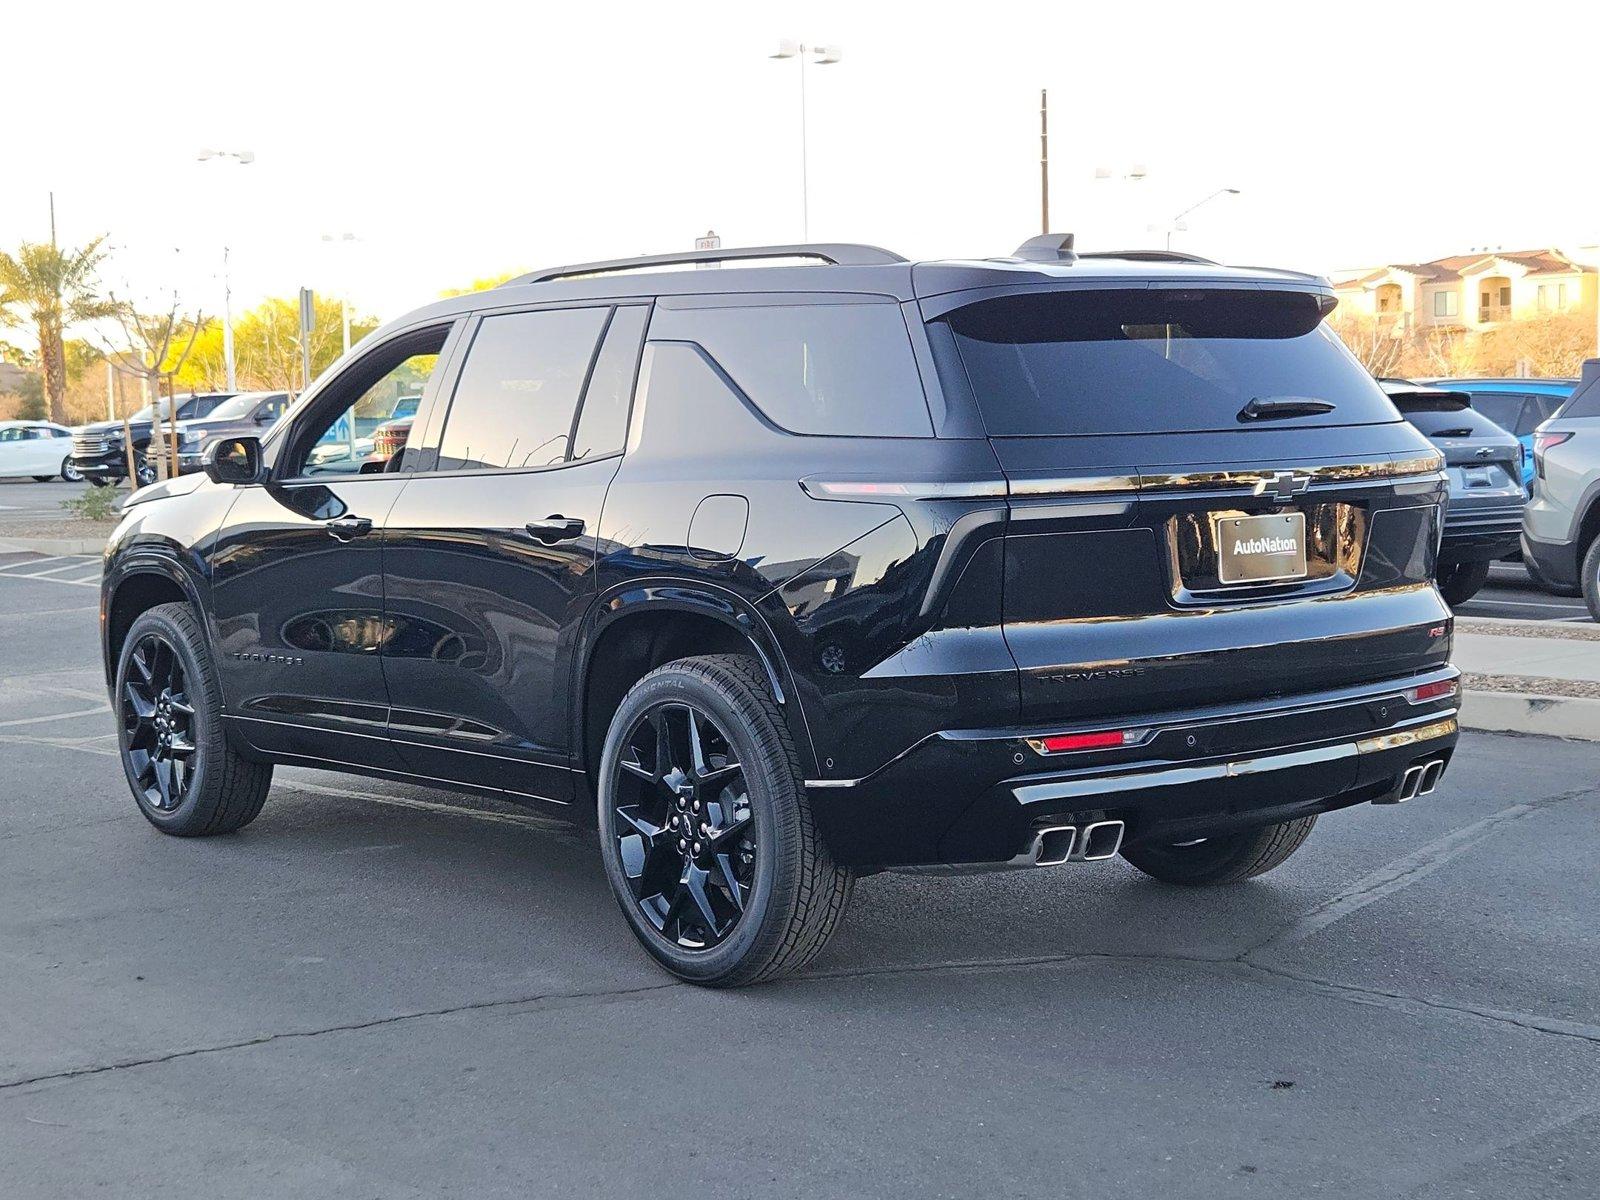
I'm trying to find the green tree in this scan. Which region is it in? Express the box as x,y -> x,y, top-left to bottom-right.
178,295 -> 378,392
0,236 -> 118,424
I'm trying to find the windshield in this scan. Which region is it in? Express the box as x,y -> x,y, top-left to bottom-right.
200,394 -> 261,420
943,288 -> 1401,436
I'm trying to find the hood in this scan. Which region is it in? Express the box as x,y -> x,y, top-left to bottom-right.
120,470 -> 208,509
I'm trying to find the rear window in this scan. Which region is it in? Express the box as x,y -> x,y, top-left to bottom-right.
668,302 -> 933,437
1461,392 -> 1529,434
942,288 -> 1400,436
1404,408 -> 1512,440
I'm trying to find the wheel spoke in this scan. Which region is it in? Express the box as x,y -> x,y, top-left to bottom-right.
711,852 -> 745,913
616,804 -> 665,841
684,864 -> 722,939
129,644 -> 155,688
619,757 -> 656,783
152,757 -> 175,809
686,708 -> 708,773
167,734 -> 197,758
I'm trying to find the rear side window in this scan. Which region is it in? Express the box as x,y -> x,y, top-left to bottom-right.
943,289 -> 1399,436
1559,377 -> 1600,419
436,307 -> 609,471
572,306 -> 647,461
677,302 -> 932,437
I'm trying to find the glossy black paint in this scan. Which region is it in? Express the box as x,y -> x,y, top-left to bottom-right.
100,250 -> 1460,869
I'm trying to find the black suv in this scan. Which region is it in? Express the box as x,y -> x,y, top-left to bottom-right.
99,239 -> 1460,986
73,392 -> 236,486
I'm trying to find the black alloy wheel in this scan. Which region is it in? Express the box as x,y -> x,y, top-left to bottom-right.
120,632 -> 200,812
610,700 -> 756,949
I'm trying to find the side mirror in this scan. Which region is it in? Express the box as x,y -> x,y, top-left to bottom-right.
202,436 -> 264,485
255,411 -> 275,423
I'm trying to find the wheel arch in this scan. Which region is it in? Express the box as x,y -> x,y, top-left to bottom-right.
574,582 -> 814,788
103,552 -> 206,687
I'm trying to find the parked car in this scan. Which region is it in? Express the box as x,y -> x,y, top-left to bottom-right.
1378,380 -> 1524,605
99,238 -> 1460,987
1522,358 -> 1600,616
1417,377 -> 1576,491
0,420 -> 79,482
72,393 -> 236,486
307,394 -> 420,473
360,395 -> 422,471
172,392 -> 290,475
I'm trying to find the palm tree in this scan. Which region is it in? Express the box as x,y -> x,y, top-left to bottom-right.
0,236 -> 117,424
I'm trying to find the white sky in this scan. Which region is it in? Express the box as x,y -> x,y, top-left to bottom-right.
5,0 -> 1599,329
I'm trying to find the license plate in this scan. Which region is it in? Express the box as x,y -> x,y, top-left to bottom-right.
1216,512 -> 1307,584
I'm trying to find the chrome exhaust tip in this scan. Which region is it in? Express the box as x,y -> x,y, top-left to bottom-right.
1078,819 -> 1125,861
1010,824 -> 1077,867
1388,764 -> 1425,803
1418,759 -> 1444,796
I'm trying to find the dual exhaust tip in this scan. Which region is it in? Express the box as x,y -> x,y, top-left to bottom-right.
1014,819 -> 1125,868
1381,758 -> 1446,805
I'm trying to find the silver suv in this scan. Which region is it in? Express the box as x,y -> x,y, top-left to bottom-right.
1522,359 -> 1600,618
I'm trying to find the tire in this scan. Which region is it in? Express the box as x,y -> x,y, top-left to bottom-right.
596,653 -> 853,987
133,453 -> 158,488
114,601 -> 273,836
1524,553 -> 1582,598
1436,558 -> 1491,607
60,458 -> 83,483
89,477 -> 113,488
1582,537 -> 1600,624
1121,816 -> 1317,886
31,475 -> 54,483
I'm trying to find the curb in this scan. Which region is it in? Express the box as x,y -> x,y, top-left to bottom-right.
0,536 -> 106,556
1459,689 -> 1600,742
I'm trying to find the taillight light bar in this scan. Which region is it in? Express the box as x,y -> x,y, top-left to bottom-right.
1026,729 -> 1146,755
1405,679 -> 1458,704
1532,431 -> 1573,480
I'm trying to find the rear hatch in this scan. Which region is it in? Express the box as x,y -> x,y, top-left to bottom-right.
1383,384 -> 1525,521
930,284 -> 1451,727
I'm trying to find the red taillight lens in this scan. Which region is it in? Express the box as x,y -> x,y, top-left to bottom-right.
1406,679 -> 1458,703
1029,729 -> 1133,754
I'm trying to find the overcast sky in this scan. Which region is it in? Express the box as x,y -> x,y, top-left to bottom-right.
5,0 -> 1598,329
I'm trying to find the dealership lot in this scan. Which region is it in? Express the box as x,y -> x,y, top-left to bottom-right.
0,554 -> 1596,1198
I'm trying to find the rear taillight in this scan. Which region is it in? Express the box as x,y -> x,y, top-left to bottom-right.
1026,728 -> 1145,755
1406,679 -> 1458,704
1532,431 -> 1573,479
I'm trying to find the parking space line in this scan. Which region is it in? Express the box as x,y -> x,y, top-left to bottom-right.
0,705 -> 110,729
23,560 -> 99,578
0,555 -> 71,573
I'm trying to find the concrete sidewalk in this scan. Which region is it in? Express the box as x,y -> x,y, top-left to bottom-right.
1454,619 -> 1600,741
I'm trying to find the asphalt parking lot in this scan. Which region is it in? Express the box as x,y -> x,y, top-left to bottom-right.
1,550 -> 1597,1199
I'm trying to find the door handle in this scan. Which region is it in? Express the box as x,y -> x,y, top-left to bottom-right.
524,515 -> 585,544
326,516 -> 374,542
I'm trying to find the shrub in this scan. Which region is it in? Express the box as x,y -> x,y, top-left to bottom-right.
61,484 -> 120,522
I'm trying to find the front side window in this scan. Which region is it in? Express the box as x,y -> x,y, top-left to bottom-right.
287,330 -> 448,477
435,307 -> 609,472
669,302 -> 933,437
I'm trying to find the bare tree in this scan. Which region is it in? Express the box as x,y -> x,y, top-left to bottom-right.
96,294 -> 208,479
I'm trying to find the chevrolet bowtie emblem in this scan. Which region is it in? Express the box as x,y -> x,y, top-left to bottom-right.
1253,470 -> 1313,501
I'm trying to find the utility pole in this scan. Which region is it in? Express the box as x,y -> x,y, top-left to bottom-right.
1040,89 -> 1050,234
222,246 -> 237,391
49,191 -> 57,247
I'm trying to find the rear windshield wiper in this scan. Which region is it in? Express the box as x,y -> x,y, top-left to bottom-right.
1237,396 -> 1338,422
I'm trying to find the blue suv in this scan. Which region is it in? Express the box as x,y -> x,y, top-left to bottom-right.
1418,377 -> 1576,490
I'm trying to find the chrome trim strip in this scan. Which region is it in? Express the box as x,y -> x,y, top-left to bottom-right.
1014,741 -> 1358,805
1006,474 -> 1140,497
1355,717 -> 1458,755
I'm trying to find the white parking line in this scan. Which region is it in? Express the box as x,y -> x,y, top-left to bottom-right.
1463,598 -> 1588,612
0,555 -> 71,573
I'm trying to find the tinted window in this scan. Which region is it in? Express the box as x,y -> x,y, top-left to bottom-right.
1405,408 -> 1512,439
945,289 -> 1399,436
678,302 -> 932,437
1464,393 -> 1529,434
572,306 -> 646,461
436,308 -> 608,471
1559,377 -> 1600,419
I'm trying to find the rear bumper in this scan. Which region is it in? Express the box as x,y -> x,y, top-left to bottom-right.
1440,505 -> 1523,562
1521,531 -> 1580,589
806,669 -> 1461,869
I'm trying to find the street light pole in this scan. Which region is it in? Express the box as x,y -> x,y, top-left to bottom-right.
1040,89 -> 1050,234
770,40 -> 841,241
1165,187 -> 1240,250
197,148 -> 254,391
321,233 -> 359,355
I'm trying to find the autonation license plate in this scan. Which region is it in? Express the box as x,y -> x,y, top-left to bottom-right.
1216,512 -> 1307,584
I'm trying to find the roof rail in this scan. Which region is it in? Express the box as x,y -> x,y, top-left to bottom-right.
1076,249 -> 1219,266
507,243 -> 906,286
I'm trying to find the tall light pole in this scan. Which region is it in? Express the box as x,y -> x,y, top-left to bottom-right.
197,148 -> 255,391
1164,187 -> 1240,250
321,232 -> 359,355
1039,90 -> 1050,234
769,39 -> 842,241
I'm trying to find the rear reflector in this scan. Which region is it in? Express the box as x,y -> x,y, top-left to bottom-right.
1028,729 -> 1136,755
1406,679 -> 1458,703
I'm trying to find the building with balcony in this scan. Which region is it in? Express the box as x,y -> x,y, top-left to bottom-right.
1331,249 -> 1597,333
